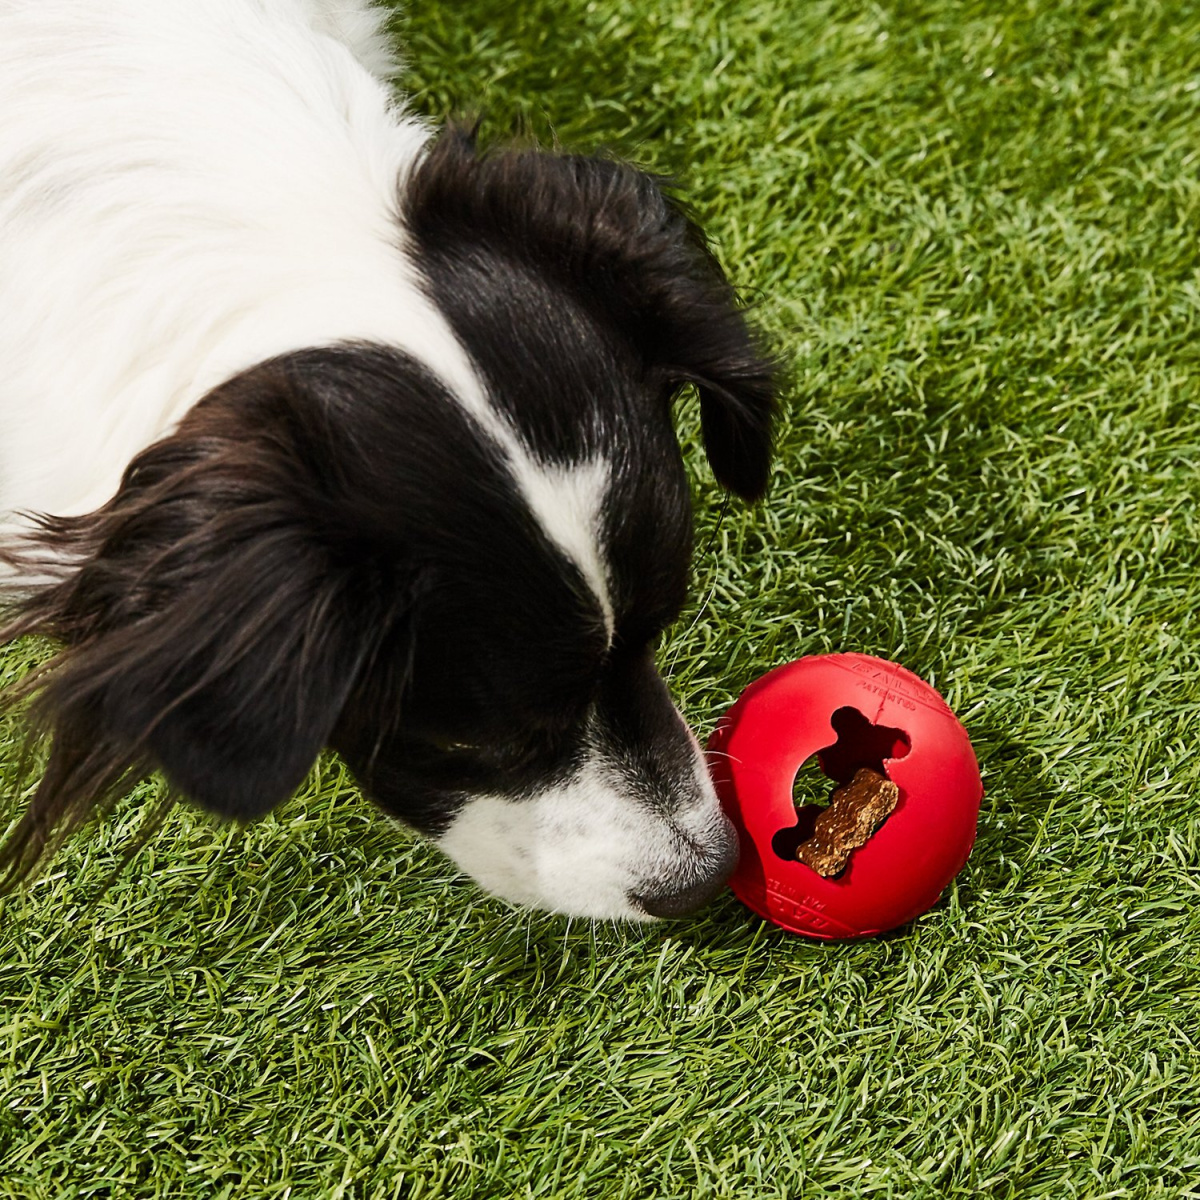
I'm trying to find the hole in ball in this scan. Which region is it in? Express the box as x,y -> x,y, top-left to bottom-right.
770,706 -> 912,868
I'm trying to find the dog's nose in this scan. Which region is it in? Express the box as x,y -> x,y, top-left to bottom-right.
631,817 -> 740,918
634,875 -> 728,918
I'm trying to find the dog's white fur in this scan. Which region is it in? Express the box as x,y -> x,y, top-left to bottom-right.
441,753 -> 732,918
0,0 -> 734,919
0,0 -> 435,522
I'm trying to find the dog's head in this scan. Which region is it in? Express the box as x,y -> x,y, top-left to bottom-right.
0,132 -> 775,919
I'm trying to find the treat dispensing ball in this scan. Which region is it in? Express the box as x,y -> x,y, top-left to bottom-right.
707,653 -> 982,939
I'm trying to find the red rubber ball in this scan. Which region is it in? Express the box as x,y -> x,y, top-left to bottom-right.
707,653 -> 983,939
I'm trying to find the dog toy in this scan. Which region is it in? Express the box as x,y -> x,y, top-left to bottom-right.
707,653 -> 982,939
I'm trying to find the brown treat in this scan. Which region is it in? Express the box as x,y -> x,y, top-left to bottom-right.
796,767 -> 900,877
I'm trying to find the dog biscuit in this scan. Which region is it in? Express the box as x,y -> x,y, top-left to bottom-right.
796,767 -> 900,877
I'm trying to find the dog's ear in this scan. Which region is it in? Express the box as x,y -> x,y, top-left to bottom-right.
0,359 -> 415,886
405,129 -> 778,499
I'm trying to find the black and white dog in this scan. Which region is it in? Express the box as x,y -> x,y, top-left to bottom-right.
0,1 -> 774,920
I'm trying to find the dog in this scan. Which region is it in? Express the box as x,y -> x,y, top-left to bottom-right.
0,0 -> 775,920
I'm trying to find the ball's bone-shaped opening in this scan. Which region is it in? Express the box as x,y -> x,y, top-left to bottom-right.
770,706 -> 912,867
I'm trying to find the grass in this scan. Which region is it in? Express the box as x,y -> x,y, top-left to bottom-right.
3,0 -> 1200,1194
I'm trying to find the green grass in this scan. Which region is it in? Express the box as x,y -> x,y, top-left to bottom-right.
4,0 -> 1200,1194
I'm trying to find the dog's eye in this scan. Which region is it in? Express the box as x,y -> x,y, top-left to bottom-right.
424,734 -> 534,764
431,738 -> 483,754
420,727 -> 566,771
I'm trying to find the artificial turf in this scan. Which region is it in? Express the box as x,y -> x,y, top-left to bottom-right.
3,0 -> 1200,1194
